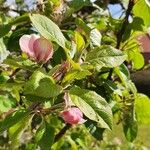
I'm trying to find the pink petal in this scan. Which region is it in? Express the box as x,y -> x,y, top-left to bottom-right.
78,118 -> 87,124
19,35 -> 31,53
72,107 -> 83,118
61,107 -> 85,125
33,38 -> 53,62
19,34 -> 39,58
28,34 -> 40,57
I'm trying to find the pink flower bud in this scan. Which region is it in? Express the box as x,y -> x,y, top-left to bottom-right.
19,34 -> 53,62
61,107 -> 86,125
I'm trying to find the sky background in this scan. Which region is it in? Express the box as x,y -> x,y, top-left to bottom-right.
6,0 -> 123,19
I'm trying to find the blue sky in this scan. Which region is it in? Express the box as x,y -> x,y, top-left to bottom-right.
108,4 -> 124,19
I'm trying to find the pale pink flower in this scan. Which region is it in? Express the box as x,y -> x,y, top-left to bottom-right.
19,34 -> 53,62
61,107 -> 86,125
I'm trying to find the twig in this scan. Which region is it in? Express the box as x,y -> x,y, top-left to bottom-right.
0,109 -> 16,120
9,68 -> 21,78
38,102 -> 65,115
54,124 -> 71,143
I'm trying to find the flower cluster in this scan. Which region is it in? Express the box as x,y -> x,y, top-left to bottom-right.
19,34 -> 85,125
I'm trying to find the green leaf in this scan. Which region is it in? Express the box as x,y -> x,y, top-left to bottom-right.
74,31 -> 85,52
85,120 -> 105,140
119,63 -> 130,79
128,17 -> 144,31
124,39 -> 145,70
62,69 -> 91,84
35,121 -> 45,143
122,103 -> 138,142
126,80 -> 137,95
38,121 -> 55,150
10,14 -> 30,26
67,136 -> 78,150
0,110 -> 29,133
114,67 -> 137,94
69,86 -> 113,129
69,0 -> 91,12
0,24 -> 11,38
0,38 -> 10,63
90,28 -> 102,47
9,114 -> 33,148
8,28 -> 36,52
24,70 -> 63,99
0,94 -> 16,113
135,93 -> 150,124
133,0 -> 150,26
123,119 -> 138,142
104,80 -> 122,96
4,55 -> 37,71
75,18 -> 91,34
122,17 -> 144,41
132,53 -> 145,70
30,14 -> 67,48
0,14 -> 29,38
85,45 -> 126,70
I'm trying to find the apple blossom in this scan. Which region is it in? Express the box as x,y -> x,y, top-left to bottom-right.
19,34 -> 53,62
61,107 -> 86,125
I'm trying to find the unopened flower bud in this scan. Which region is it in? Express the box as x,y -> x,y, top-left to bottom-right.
61,107 -> 86,125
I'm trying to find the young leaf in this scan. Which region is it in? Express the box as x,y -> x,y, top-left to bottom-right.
69,86 -> 113,129
85,45 -> 126,70
132,52 -> 145,70
30,14 -> 67,49
114,67 -> 137,94
74,31 -> 85,52
62,69 -> 91,84
133,0 -> 150,26
122,99 -> 138,142
90,28 -> 102,47
24,70 -> 63,99
135,94 -> 150,124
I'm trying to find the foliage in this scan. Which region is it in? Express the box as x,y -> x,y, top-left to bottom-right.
0,0 -> 149,149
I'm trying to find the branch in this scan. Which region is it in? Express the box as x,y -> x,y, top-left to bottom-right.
116,0 -> 135,49
107,0 -> 135,80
